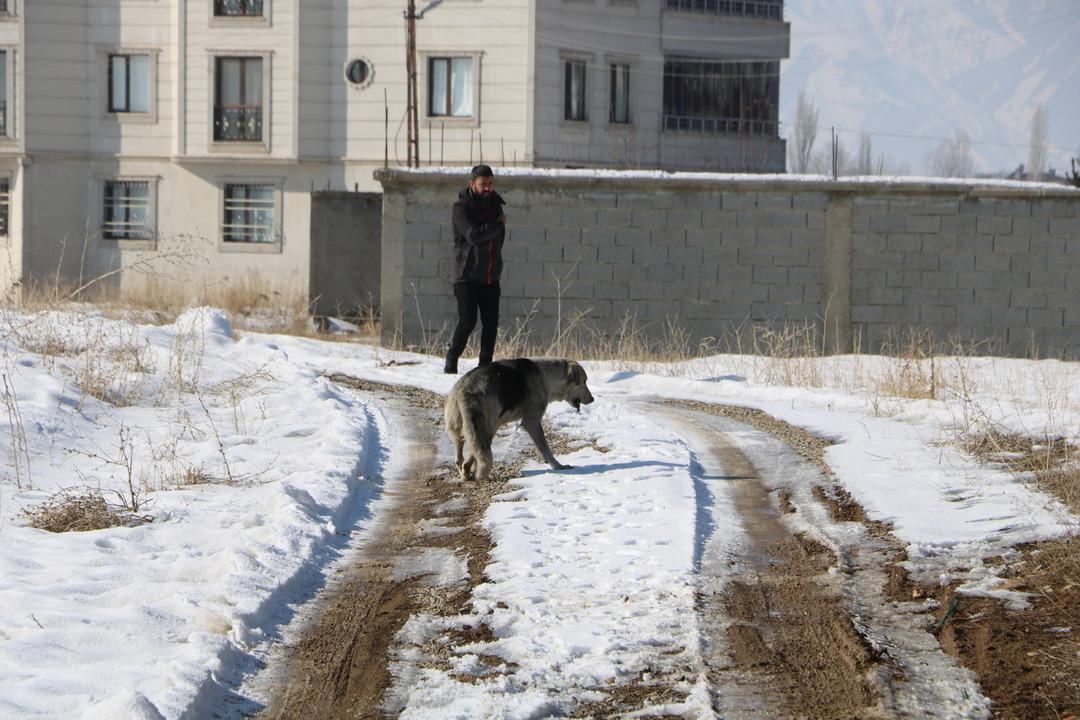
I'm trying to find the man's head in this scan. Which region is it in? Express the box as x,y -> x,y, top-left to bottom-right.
469,164 -> 495,197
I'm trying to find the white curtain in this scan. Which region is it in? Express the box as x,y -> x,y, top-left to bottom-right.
430,59 -> 448,116
450,58 -> 472,117
244,58 -> 262,104
129,56 -> 150,112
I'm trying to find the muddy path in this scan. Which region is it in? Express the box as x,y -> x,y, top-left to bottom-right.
655,402 -> 990,719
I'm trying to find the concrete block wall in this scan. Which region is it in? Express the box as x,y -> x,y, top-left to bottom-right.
376,169 -> 1080,359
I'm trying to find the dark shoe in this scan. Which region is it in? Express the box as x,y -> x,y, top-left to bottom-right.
444,359 -> 458,374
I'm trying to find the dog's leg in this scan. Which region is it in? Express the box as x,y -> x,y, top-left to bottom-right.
463,456 -> 476,481
522,417 -> 570,470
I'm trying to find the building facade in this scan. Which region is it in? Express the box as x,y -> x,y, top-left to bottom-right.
0,0 -> 789,303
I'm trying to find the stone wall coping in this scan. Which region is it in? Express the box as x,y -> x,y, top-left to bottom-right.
374,167 -> 1080,199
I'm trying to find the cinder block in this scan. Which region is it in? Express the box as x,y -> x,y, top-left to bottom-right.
757,193 -> 792,210
684,193 -> 723,210
885,269 -> 922,288
956,306 -> 992,325
700,209 -> 738,229
773,247 -> 809,266
663,280 -> 699,300
756,228 -> 792,248
852,213 -> 870,232
565,191 -> 618,208
992,271 -> 1030,289
977,216 -> 1012,234
564,245 -> 598,263
975,254 -> 1010,272
855,197 -> 890,212
920,306 -> 957,325
581,227 -> 616,247
804,285 -> 822,304
738,247 -> 774,266
703,246 -> 738,264
1065,307 -> 1080,326
1030,236 -> 1066,256
993,235 -> 1029,254
908,216 -> 942,233
921,270 -> 958,289
1069,237 -> 1080,256
511,225 -> 546,245
595,281 -> 629,300
853,268 -> 887,287
770,210 -> 808,228
652,228 -> 687,246
649,263 -> 682,282
941,215 -> 977,234
939,289 -> 975,306
684,300 -> 718,319
631,208 -> 668,228
1011,289 -> 1047,308
736,211 -> 773,228
668,209 -> 703,228
852,249 -> 903,270
597,246 -> 623,264
527,244 -> 563,262
975,288 -> 1011,308
939,253 -> 975,272
807,212 -> 826,230
784,303 -> 821,320
597,208 -> 632,227
405,222 -> 440,242
699,283 -> 736,303
686,228 -> 723,247
886,233 -> 921,252
669,246 -> 704,265
870,214 -> 909,233
519,207 -> 561,227
617,191 -> 684,209
792,192 -> 828,210
510,261 -> 546,283
629,281 -> 665,300
904,287 -> 941,305
992,309 -> 1028,326
405,257 -> 440,278
853,232 -> 885,251
769,285 -> 804,303
562,207 -> 598,227
684,263 -> 719,282
1032,199 -> 1079,218
788,266 -> 821,285
889,197 -> 960,215
986,198 -> 1032,216
750,302 -> 788,321
1011,254 -> 1049,272
615,228 -> 651,246
753,266 -> 787,284
1012,216 -> 1049,235
902,252 -> 939,271
717,265 -> 753,284
722,192 -> 758,209
958,234 -> 993,253
921,234 -> 958,253
1027,308 -> 1063,328
634,245 -> 668,264
1049,217 -> 1080,236
791,227 -> 826,246
723,228 -> 758,246
958,271 -> 995,289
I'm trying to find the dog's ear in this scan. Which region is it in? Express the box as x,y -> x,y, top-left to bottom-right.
567,362 -> 584,384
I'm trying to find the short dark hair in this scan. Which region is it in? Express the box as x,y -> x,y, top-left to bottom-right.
470,164 -> 494,181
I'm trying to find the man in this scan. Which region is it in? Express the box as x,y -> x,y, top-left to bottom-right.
444,164 -> 507,374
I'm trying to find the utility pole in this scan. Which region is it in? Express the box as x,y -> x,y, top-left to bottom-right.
404,0 -> 442,169
405,0 -> 419,168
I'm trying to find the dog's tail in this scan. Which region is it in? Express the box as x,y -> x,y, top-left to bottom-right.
462,404 -> 491,456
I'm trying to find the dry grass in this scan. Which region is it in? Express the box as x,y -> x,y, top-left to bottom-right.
962,430 -> 1080,515
21,489 -> 151,532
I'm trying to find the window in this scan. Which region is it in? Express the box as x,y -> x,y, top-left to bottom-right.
665,0 -> 783,21
0,1 -> 10,15
223,184 -> 276,243
564,60 -> 586,121
610,64 -> 630,124
428,57 -> 473,118
0,178 -> 9,237
214,0 -> 262,17
0,50 -> 7,136
108,54 -> 151,113
662,58 -> 779,136
214,57 -> 263,142
103,181 -> 152,241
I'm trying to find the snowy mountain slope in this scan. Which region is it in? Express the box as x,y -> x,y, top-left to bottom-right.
782,0 -> 1080,175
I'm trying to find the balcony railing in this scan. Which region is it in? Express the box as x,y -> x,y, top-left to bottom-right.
213,106 -> 263,142
663,114 -> 779,137
0,1 -> 8,14
214,0 -> 263,17
665,0 -> 783,21
0,100 -> 6,136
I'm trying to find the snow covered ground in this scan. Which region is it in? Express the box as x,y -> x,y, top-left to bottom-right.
0,308 -> 1075,718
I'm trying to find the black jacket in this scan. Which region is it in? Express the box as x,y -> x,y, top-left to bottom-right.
451,187 -> 505,285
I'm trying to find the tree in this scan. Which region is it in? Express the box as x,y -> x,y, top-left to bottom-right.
855,133 -> 873,175
1027,104 -> 1048,181
787,92 -> 819,174
928,130 -> 974,177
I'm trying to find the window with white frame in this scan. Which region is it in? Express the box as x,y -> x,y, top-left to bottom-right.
108,54 -> 151,113
214,57 -> 263,142
428,57 -> 473,118
610,63 -> 630,124
0,50 -> 8,136
223,184 -> 276,243
0,178 -> 9,237
214,0 -> 262,17
564,60 -> 586,121
103,181 -> 153,241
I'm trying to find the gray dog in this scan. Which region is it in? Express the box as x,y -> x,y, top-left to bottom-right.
444,358 -> 594,482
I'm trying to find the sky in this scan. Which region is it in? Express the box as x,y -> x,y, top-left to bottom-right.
781,0 -> 1080,176
0,307 -> 1076,717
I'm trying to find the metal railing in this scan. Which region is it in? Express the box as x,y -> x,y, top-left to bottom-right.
0,100 -> 6,136
223,185 -> 276,243
663,114 -> 779,136
214,0 -> 263,17
213,106 -> 262,142
0,182 -> 8,238
665,0 -> 783,21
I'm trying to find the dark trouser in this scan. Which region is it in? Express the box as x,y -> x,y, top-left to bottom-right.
446,281 -> 500,368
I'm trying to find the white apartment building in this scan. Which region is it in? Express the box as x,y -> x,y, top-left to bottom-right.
0,0 -> 789,305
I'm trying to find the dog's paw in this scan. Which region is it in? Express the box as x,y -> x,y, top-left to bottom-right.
552,462 -> 573,471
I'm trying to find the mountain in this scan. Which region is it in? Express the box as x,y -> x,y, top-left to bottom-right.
781,0 -> 1080,176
